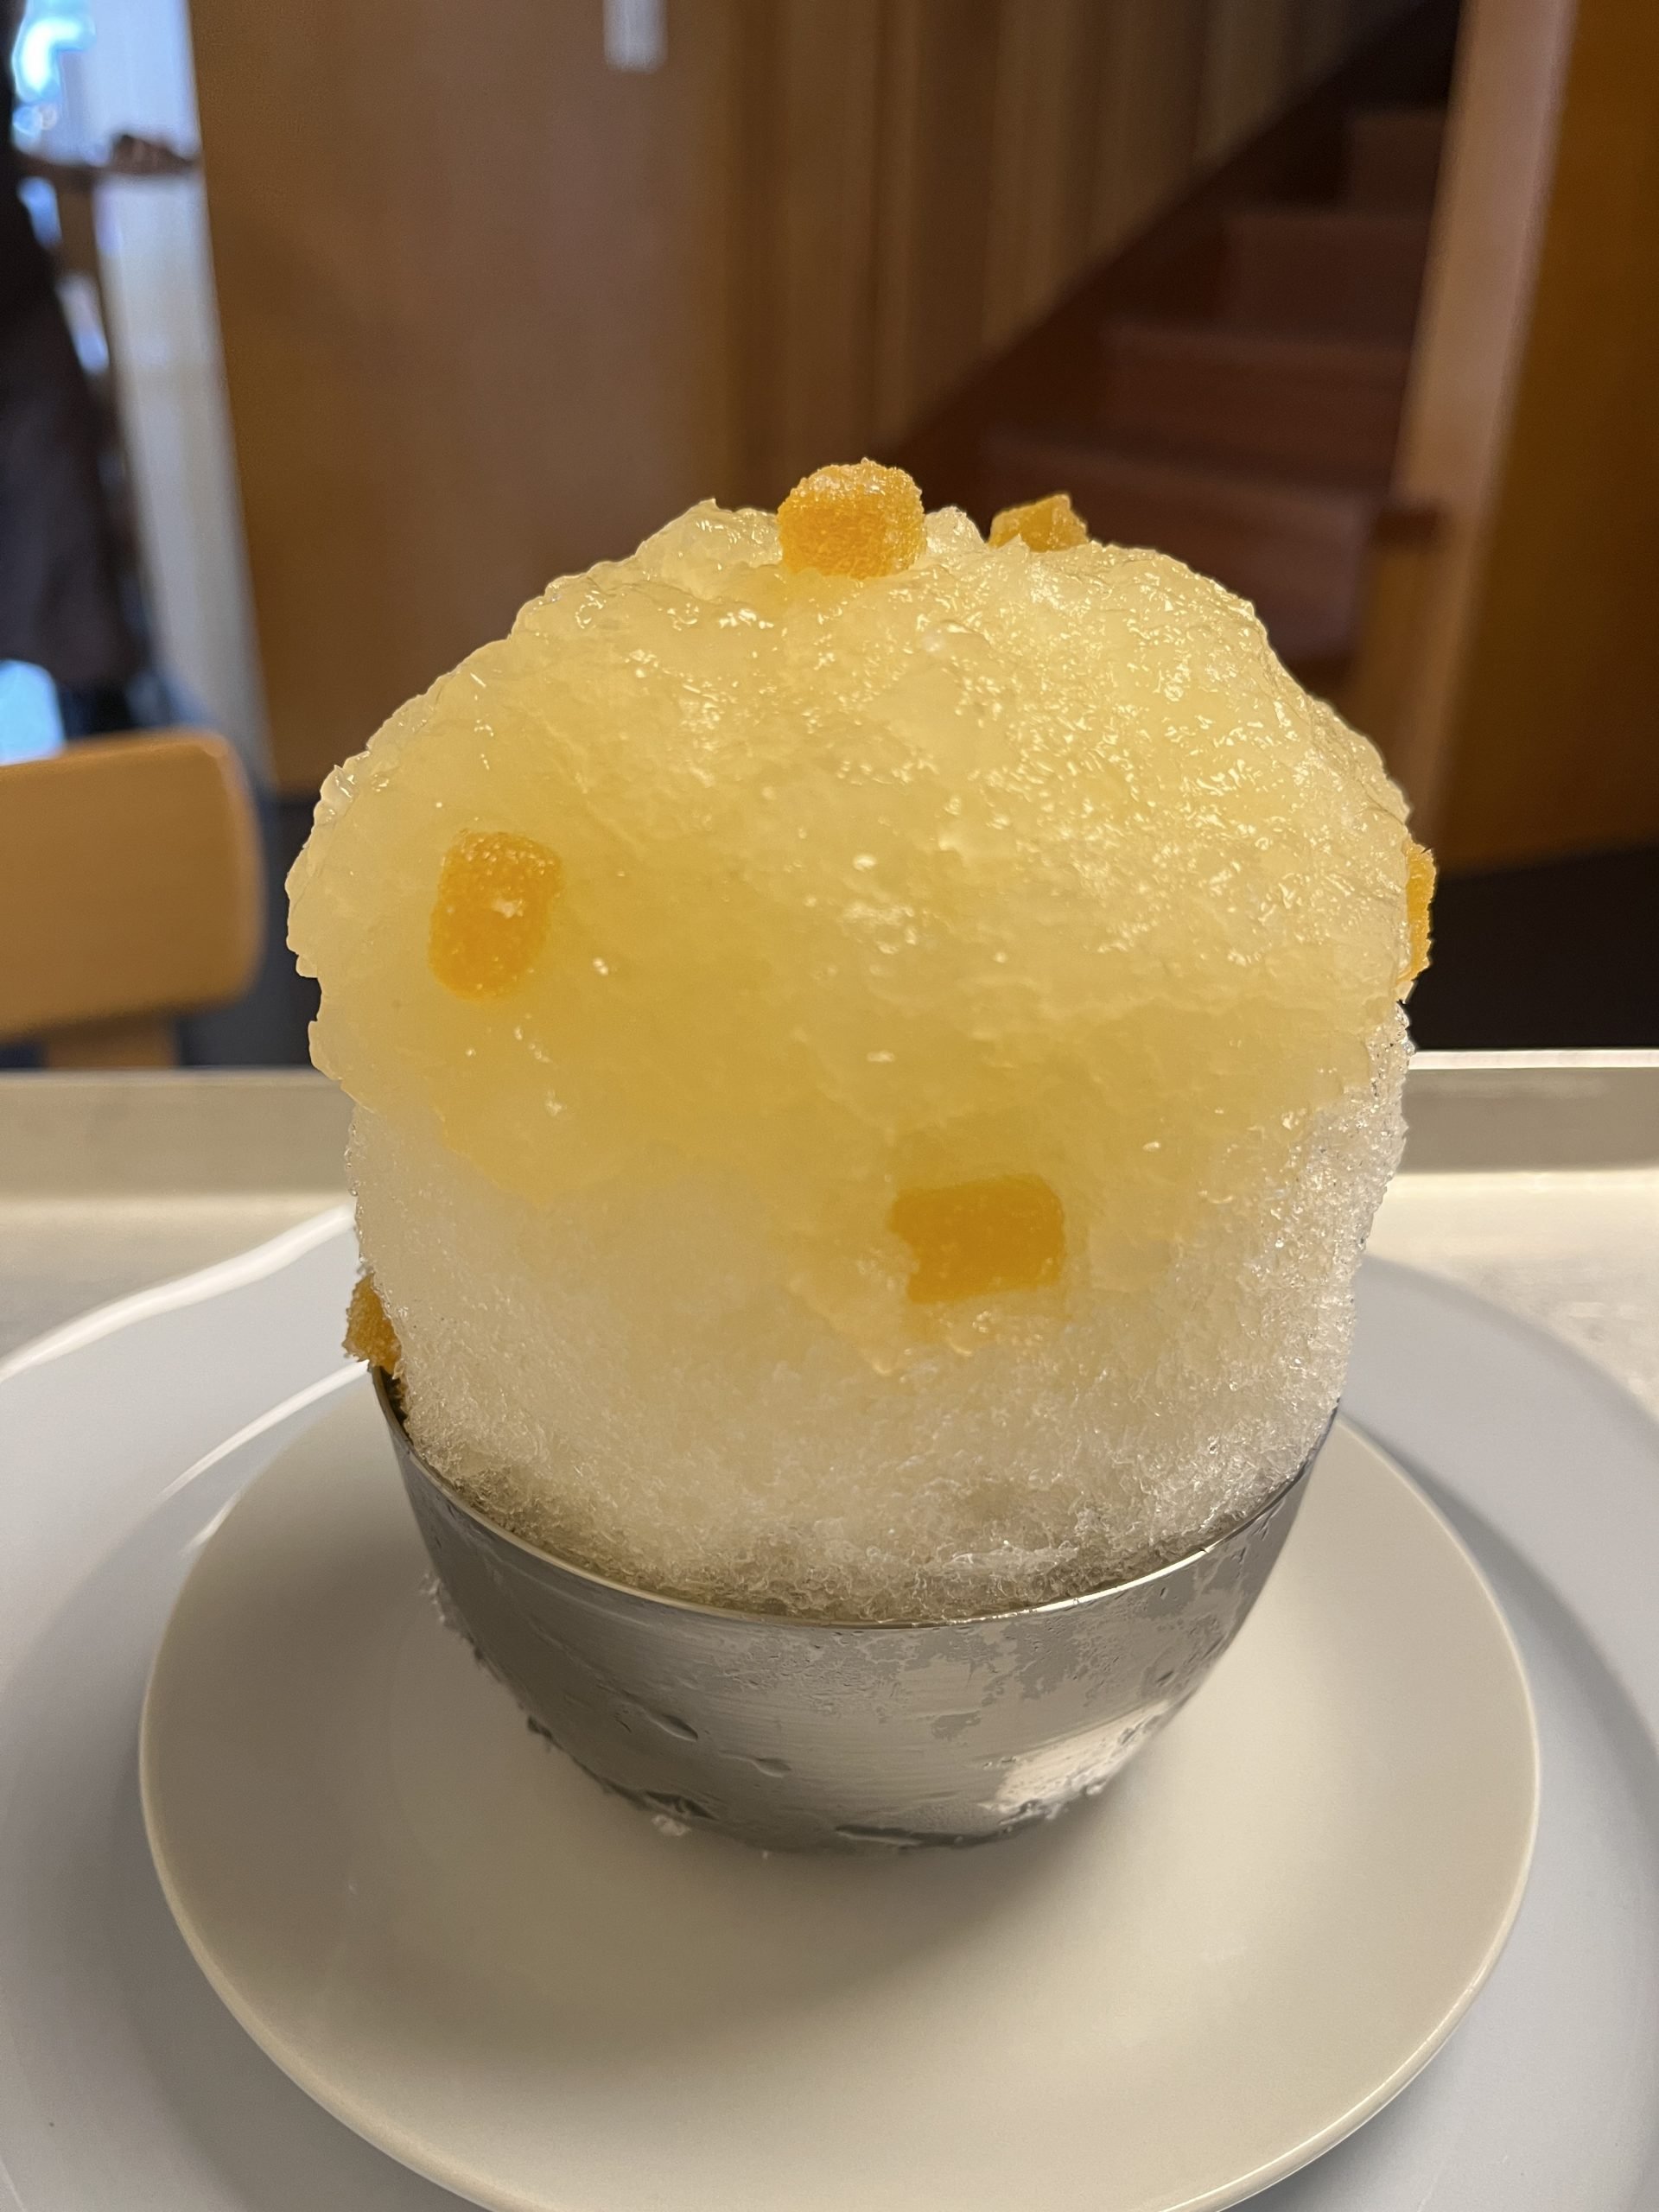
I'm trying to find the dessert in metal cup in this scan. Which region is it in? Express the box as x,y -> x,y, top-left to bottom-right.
378,1367 -> 1323,1852
291,461 -> 1433,1851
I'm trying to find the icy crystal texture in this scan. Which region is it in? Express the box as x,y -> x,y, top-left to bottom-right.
290,471 -> 1426,1623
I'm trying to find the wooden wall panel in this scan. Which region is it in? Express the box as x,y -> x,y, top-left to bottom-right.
1291,0 -> 1417,87
195,0 -> 1416,792
729,0 -> 885,499
1197,0 -> 1299,162
1088,3 -> 1210,253
193,0 -> 740,793
870,1 -> 1004,444
1435,0 -> 1659,864
982,0 -> 1106,350
1291,0 -> 1360,86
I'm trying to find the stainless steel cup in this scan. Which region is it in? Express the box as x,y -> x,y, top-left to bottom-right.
377,1370 -> 1318,1853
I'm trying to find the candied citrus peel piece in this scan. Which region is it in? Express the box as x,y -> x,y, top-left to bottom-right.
988,491 -> 1089,553
889,1173 -> 1066,1304
1400,838 -> 1436,990
345,1271 -> 402,1373
429,830 -> 562,999
778,460 -> 926,580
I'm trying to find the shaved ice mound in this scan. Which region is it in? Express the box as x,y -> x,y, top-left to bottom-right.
290,468 -> 1427,1622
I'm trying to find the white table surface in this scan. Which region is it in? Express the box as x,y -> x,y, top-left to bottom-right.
2,1052 -> 1656,2212
3,1054 -> 1656,1414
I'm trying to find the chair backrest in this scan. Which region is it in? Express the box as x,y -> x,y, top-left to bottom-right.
0,730 -> 264,1065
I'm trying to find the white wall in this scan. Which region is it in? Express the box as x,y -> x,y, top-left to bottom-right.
60,0 -> 270,777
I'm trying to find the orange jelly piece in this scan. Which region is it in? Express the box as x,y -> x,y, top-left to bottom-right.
429,830 -> 562,998
345,1272 -> 402,1373
778,460 -> 926,579
890,1173 -> 1066,1304
988,491 -> 1088,553
1400,838 -> 1436,989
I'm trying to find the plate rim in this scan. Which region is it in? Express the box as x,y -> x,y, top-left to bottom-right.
0,1204 -> 354,1389
138,1395 -> 1541,2212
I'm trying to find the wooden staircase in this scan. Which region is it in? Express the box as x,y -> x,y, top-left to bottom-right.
973,110 -> 1442,677
895,4 -> 1463,724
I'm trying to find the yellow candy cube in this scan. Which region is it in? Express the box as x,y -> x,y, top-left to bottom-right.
428,830 -> 563,1000
1400,839 -> 1436,988
344,1272 -> 402,1374
778,460 -> 926,579
890,1174 -> 1066,1304
988,491 -> 1089,553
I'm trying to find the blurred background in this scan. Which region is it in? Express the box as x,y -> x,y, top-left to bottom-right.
0,0 -> 1653,1069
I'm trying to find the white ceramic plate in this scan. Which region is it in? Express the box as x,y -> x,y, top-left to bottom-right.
137,1386 -> 1536,2212
1,1220 -> 1657,2209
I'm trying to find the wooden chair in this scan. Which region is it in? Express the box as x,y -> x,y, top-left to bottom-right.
0,730 -> 264,1066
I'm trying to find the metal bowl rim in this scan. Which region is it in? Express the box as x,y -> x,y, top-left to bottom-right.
372,1366 -> 1325,1634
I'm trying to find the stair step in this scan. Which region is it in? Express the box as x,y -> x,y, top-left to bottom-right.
1099,320 -> 1411,482
1222,207 -> 1432,339
979,429 -> 1379,662
1346,107 -> 1446,208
